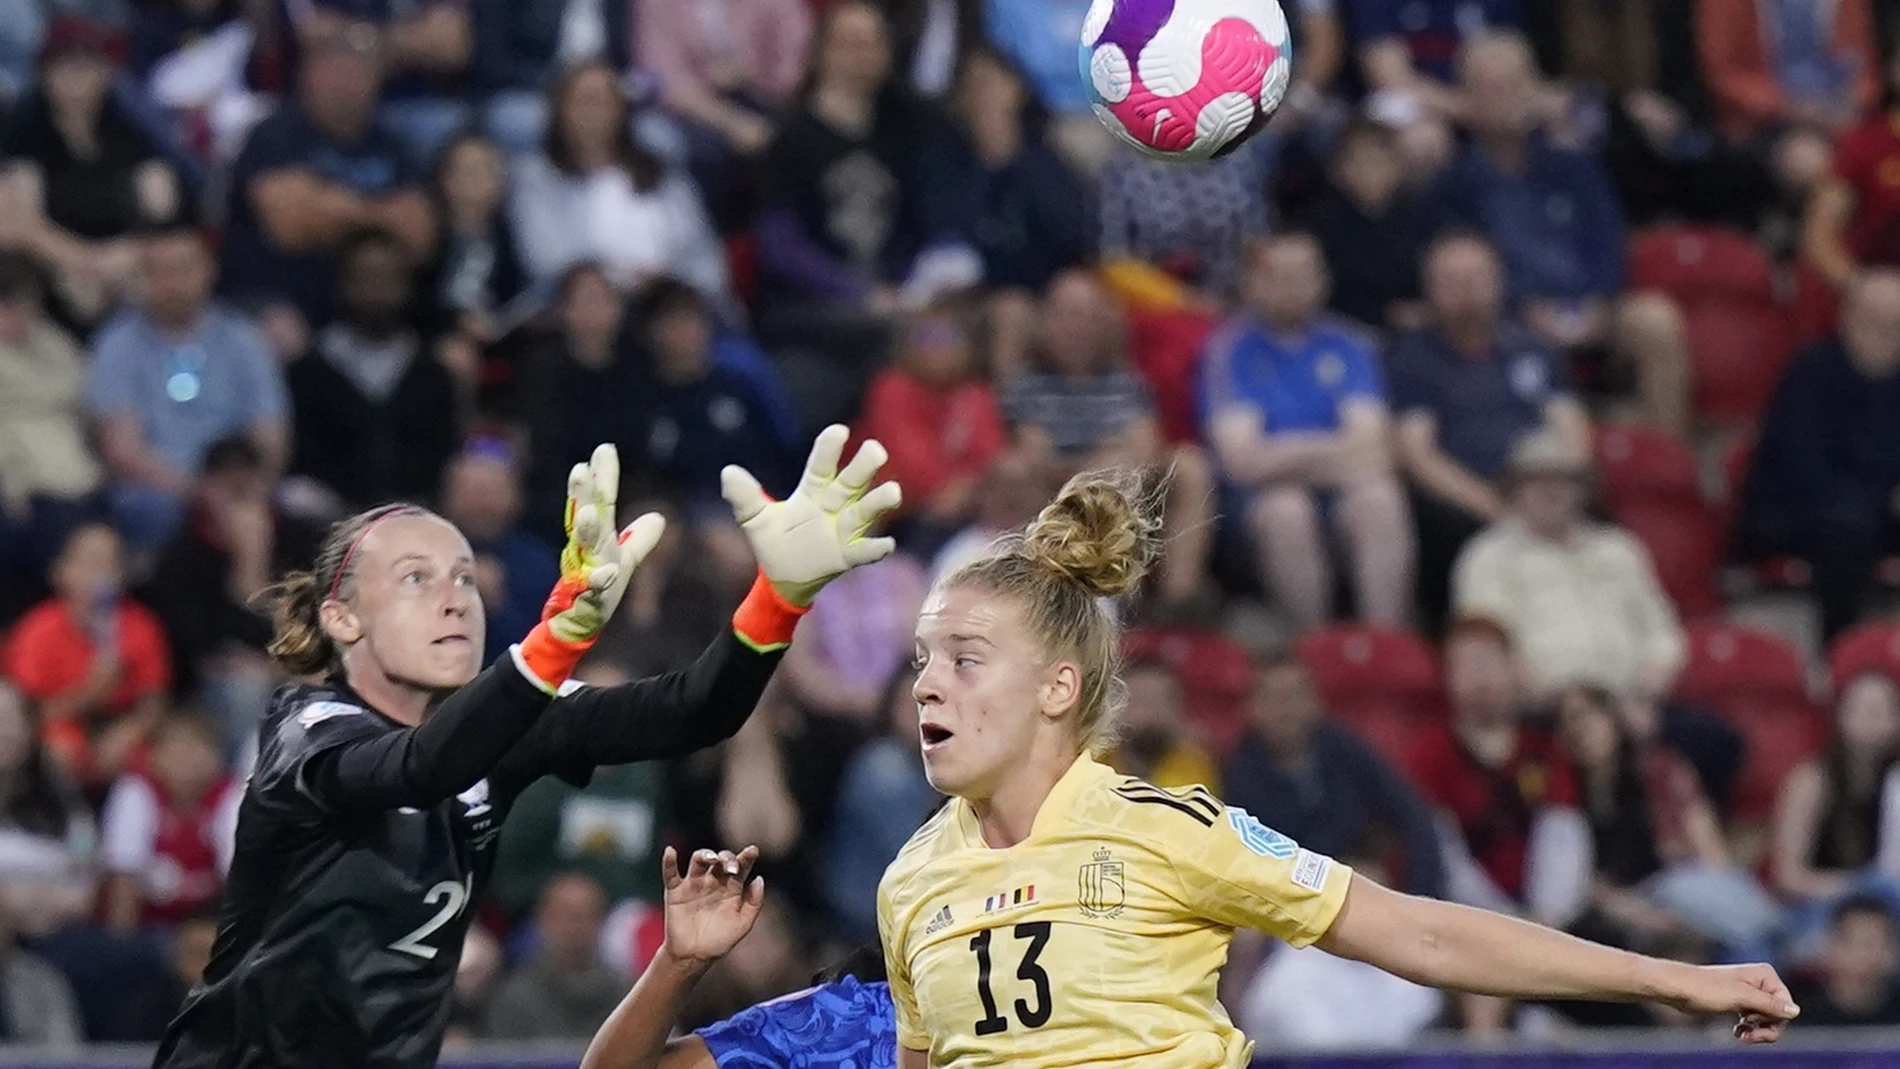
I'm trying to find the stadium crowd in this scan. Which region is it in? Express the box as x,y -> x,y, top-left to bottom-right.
3,0 -> 1900,1053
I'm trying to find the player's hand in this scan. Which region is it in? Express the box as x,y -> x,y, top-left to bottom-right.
1658,962 -> 1798,1044
659,845 -> 765,966
721,425 -> 901,607
514,444 -> 665,691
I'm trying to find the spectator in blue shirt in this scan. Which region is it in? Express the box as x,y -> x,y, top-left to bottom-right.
1199,233 -> 1412,631
1434,30 -> 1691,434
220,18 -> 435,328
88,226 -> 288,550
1349,0 -> 1521,119
1390,230 -> 1589,631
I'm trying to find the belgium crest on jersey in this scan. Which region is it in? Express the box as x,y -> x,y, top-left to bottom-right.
1077,846 -> 1125,919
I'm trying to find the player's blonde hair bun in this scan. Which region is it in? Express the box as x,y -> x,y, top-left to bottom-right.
946,467 -> 1169,757
1019,470 -> 1165,600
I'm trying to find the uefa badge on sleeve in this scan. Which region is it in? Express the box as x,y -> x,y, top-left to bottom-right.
1078,847 -> 1126,919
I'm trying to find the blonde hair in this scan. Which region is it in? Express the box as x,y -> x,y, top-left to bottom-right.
260,503 -> 433,677
945,469 -> 1165,756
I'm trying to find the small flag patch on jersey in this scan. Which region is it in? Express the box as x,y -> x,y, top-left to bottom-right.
924,904 -> 955,934
984,885 -> 1036,913
1292,848 -> 1330,891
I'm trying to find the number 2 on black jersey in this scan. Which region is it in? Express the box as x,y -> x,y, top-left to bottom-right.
970,922 -> 1052,1034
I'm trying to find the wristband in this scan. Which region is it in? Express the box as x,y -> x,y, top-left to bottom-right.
731,571 -> 809,653
511,619 -> 594,696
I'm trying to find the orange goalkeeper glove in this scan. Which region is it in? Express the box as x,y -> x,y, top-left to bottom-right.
513,443 -> 665,692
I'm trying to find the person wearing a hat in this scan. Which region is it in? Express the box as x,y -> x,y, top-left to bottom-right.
0,15 -> 181,324
1450,426 -> 1687,710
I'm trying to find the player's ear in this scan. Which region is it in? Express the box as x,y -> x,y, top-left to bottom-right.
1039,661 -> 1082,722
319,597 -> 365,647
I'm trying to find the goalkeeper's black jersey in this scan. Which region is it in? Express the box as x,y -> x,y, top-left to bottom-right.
153,630 -> 778,1069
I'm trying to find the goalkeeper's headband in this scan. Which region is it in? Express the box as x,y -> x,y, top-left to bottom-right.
328,504 -> 427,602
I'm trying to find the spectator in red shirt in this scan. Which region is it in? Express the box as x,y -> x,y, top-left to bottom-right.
1408,614 -> 1592,1034
99,712 -> 239,933
3,522 -> 170,787
1809,50 -> 1900,288
854,301 -> 1006,547
1409,615 -> 1590,926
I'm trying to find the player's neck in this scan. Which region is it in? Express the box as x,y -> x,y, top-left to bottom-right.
343,661 -> 433,728
970,753 -> 1072,848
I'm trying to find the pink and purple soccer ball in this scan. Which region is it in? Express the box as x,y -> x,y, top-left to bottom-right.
1081,0 -> 1293,162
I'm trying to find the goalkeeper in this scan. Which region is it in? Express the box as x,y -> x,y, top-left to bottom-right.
152,427 -> 899,1069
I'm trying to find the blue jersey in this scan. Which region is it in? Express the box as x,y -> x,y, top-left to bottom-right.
696,977 -> 896,1069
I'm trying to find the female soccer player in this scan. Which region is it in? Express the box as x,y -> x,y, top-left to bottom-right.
581,846 -> 896,1069
154,427 -> 899,1069
879,470 -> 1800,1069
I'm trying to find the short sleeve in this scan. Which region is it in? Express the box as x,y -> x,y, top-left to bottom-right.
228,317 -> 288,421
1168,803 -> 1353,948
99,776 -> 160,874
696,979 -> 896,1068
122,605 -> 172,698
86,319 -> 143,417
1337,334 -> 1386,401
249,699 -> 389,818
229,113 -> 313,189
877,879 -> 928,1052
1383,338 -> 1435,417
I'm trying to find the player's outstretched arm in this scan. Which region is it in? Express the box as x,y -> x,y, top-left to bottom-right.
489,427 -> 901,787
1315,874 -> 1799,1043
292,446 -> 662,814
582,847 -> 764,1069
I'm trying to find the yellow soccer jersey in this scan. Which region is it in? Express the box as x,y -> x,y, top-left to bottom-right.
877,755 -> 1353,1069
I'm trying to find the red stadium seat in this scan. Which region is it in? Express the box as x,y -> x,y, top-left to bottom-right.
1295,626 -> 1444,768
1594,424 -> 1701,511
1672,621 -> 1823,818
1616,499 -> 1724,619
1124,627 -> 1253,759
1827,621 -> 1900,687
1593,425 -> 1721,617
1673,621 -> 1810,708
1628,225 -> 1796,425
1125,307 -> 1218,445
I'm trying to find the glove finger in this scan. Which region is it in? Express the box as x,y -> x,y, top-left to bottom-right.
586,561 -> 620,593
617,512 -> 667,570
837,481 -> 902,541
571,503 -> 601,563
820,436 -> 888,512
564,461 -> 592,537
835,437 -> 888,493
721,465 -> 769,525
590,442 -> 620,520
842,536 -> 896,567
797,424 -> 849,500
851,480 -> 903,531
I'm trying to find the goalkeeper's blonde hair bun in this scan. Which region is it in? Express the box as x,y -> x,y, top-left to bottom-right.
946,469 -> 1167,756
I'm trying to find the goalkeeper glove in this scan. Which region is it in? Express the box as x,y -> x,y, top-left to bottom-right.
722,424 -> 902,650
514,443 -> 665,692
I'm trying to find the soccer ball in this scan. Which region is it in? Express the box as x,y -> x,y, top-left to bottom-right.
1080,0 -> 1293,162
